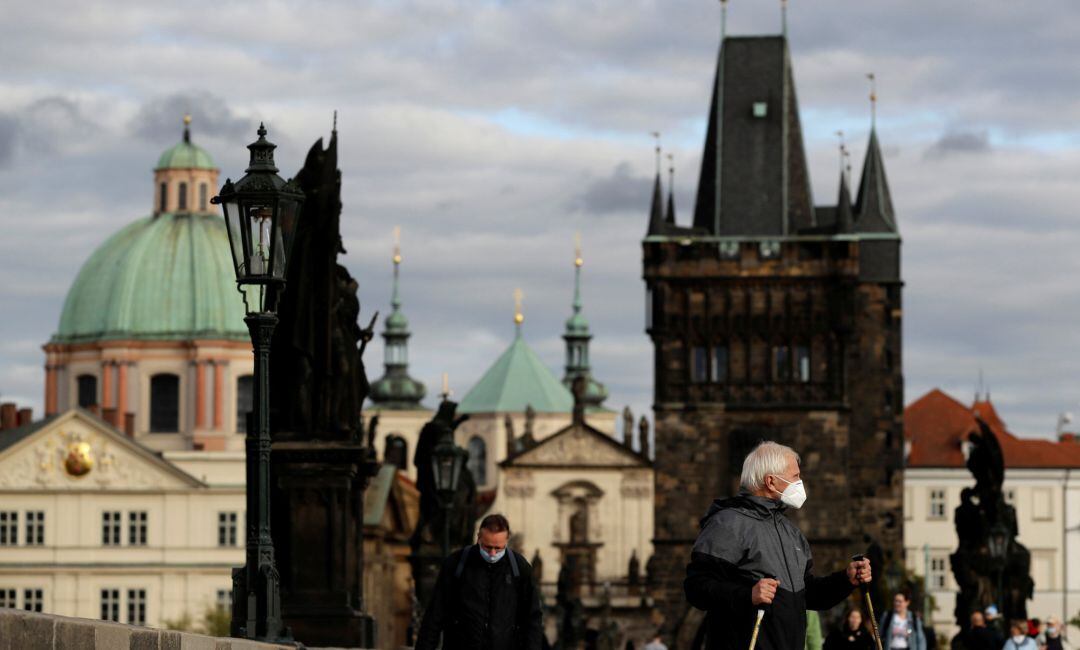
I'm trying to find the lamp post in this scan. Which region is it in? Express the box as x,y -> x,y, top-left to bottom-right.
430,410 -> 468,558
212,123 -> 304,642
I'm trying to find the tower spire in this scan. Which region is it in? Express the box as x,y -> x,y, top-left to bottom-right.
647,133 -> 667,235
562,236 -> 607,408
867,72 -> 877,129
368,227 -> 427,409
720,0 -> 728,41
781,0 -> 789,37
183,114 -> 191,144
665,153 -> 676,225
513,288 -> 524,337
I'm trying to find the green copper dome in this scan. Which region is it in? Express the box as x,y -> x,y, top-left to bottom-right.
156,125 -> 216,171
459,328 -> 573,414
53,213 -> 248,343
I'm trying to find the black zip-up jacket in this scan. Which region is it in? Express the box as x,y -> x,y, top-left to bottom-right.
684,494 -> 855,650
416,546 -> 543,650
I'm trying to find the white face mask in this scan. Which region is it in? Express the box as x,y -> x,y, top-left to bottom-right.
478,545 -> 506,563
770,475 -> 808,509
1012,637 -> 1027,645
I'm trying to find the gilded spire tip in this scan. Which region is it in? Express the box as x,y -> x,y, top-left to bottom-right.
513,288 -> 524,327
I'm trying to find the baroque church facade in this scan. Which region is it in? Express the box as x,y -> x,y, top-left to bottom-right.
643,32 -> 904,640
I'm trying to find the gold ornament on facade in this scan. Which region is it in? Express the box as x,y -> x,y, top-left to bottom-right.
64,440 -> 94,477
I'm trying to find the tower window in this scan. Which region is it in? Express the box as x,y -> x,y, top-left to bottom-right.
199,183 -> 208,211
690,347 -> 708,384
77,374 -> 98,408
467,436 -> 487,485
772,346 -> 791,382
178,182 -> 188,210
752,101 -> 768,118
385,435 -> 408,471
236,375 -> 254,433
712,345 -> 729,383
795,346 -> 810,383
149,374 -> 180,432
159,183 -> 167,213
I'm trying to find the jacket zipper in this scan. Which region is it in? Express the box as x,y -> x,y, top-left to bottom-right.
772,511 -> 796,588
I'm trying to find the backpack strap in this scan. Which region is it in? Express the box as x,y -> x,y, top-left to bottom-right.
455,545 -> 475,579
507,548 -> 520,578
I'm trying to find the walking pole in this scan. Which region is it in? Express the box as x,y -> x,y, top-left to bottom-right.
748,608 -> 766,650
852,555 -> 884,650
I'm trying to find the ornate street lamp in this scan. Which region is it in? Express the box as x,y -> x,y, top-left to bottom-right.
988,521 -> 1009,615
431,421 -> 468,558
212,123 -> 303,642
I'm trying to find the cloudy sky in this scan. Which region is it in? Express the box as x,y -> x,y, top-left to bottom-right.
2,0 -> 1080,441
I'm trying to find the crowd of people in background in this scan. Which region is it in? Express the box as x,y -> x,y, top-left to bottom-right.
806,591 -> 1073,650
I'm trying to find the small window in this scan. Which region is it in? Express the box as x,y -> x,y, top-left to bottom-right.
178,182 -> 188,210
772,346 -> 791,382
100,589 -> 120,622
690,347 -> 708,384
467,436 -> 487,485
159,183 -> 168,213
127,589 -> 146,625
236,375 -> 254,433
712,346 -> 729,383
23,588 -> 43,613
928,489 -> 946,520
150,374 -> 180,432
0,589 -> 15,608
795,346 -> 810,383
128,511 -> 147,546
102,511 -> 121,546
385,435 -> 408,471
25,511 -> 44,546
0,512 -> 17,545
77,374 -> 98,408
930,556 -> 947,589
216,589 -> 232,612
199,183 -> 208,211
752,101 -> 768,118
218,512 -> 238,547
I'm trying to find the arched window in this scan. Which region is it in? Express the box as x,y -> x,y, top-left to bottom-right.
385,435 -> 408,471
76,374 -> 97,408
159,183 -> 167,213
236,375 -> 254,433
467,436 -> 487,486
199,183 -> 208,211
178,182 -> 188,210
149,374 -> 180,432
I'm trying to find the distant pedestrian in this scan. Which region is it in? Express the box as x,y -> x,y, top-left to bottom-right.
643,633 -> 668,650
825,609 -> 874,650
954,611 -> 996,650
1043,618 -> 1070,650
1003,621 -> 1038,650
879,593 -> 926,650
415,514 -> 543,650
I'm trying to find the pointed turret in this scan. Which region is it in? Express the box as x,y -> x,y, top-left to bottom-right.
692,35 -> 815,235
646,172 -> 665,235
665,154 -> 677,226
853,129 -> 897,233
835,171 -> 854,233
369,230 -> 427,409
562,239 -> 608,409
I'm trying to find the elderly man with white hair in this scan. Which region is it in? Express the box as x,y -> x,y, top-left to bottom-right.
685,441 -> 873,650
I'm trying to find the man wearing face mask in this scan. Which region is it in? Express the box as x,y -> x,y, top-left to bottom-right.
416,513 -> 544,650
685,441 -> 872,650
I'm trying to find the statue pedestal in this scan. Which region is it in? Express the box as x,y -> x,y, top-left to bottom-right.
271,439 -> 380,648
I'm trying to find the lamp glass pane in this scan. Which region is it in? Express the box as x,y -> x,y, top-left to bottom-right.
246,202 -> 273,277
221,200 -> 245,280
435,455 -> 455,492
270,198 -> 300,280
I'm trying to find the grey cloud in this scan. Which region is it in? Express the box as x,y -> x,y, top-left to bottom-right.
130,91 -> 252,143
0,114 -> 16,167
573,162 -> 651,214
924,129 -> 991,159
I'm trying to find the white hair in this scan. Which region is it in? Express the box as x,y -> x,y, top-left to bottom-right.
740,441 -> 800,492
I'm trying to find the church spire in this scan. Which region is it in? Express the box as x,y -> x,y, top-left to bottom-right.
562,236 -> 608,408
369,227 -> 426,409
647,132 -> 666,235
665,153 -> 676,225
836,168 -> 854,233
853,128 -> 897,233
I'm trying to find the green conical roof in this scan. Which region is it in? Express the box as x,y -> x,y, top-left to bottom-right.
155,123 -> 215,170
458,328 -> 573,414
53,213 -> 248,343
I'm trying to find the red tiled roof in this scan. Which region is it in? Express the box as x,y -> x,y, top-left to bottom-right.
905,389 -> 1080,468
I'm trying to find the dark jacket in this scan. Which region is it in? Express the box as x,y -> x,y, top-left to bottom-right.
684,494 -> 855,650
825,626 -> 875,650
416,545 -> 544,650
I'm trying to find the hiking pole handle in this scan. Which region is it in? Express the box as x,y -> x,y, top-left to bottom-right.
852,555 -> 884,650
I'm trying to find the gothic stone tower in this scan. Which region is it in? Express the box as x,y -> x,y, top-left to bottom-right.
643,35 -> 903,639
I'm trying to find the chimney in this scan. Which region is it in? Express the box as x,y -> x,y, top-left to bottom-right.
124,413 -> 135,438
102,408 -> 117,428
16,408 -> 32,427
0,403 -> 16,430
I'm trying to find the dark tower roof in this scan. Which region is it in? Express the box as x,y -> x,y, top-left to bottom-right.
646,173 -> 666,236
692,36 -> 815,236
835,172 -> 854,234
853,129 -> 897,233
665,186 -> 676,226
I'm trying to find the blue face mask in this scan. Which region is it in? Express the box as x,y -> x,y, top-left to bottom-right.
478,545 -> 506,563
